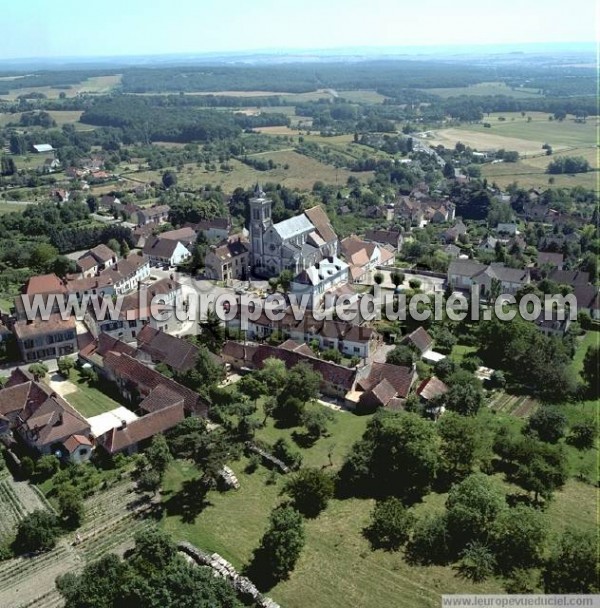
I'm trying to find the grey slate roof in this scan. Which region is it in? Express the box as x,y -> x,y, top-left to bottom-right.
273,214 -> 314,240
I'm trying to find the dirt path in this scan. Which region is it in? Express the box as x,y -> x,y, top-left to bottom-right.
47,374 -> 78,397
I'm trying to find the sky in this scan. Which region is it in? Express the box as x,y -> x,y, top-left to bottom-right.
0,0 -> 596,60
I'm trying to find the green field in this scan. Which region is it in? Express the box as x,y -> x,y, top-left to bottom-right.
422,81 -> 543,99
125,150 -> 372,192
337,90 -> 388,104
1,74 -> 121,100
63,368 -> 124,417
0,201 -> 30,214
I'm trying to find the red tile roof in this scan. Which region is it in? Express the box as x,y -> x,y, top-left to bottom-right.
416,376 -> 449,401
136,326 -> 199,373
23,274 -> 66,296
96,403 -> 184,454
103,352 -> 206,416
402,327 -> 433,354
252,344 -> 356,391
357,362 -> 415,398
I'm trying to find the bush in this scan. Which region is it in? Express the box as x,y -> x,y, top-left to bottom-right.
14,510 -> 60,554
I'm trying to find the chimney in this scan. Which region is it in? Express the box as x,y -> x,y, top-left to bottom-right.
119,419 -> 127,430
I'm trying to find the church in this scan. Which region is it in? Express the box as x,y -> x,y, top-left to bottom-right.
248,186 -> 339,277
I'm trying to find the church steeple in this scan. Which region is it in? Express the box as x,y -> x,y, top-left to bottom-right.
249,184 -> 272,268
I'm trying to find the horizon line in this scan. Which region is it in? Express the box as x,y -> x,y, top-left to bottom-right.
0,40 -> 595,66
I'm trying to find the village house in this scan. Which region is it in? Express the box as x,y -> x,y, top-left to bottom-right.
133,205 -> 170,226
290,256 -> 349,306
536,251 -> 564,270
440,220 -> 467,244
76,244 -> 118,277
204,237 -> 250,282
13,315 -> 77,362
157,226 -> 198,249
416,376 -> 449,418
86,276 -> 183,341
572,284 -> 600,320
534,309 -> 571,337
41,158 -> 61,174
351,362 -> 417,412
401,326 -> 434,357
363,228 -> 404,251
98,194 -> 121,210
194,217 -> 231,242
68,253 -> 151,298
0,368 -> 92,461
447,259 -> 530,295
251,343 -> 357,401
143,236 -> 191,267
136,325 -> 200,374
340,235 -> 394,284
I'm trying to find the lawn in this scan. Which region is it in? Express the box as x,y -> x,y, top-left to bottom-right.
254,402 -> 372,470
64,368 -> 123,418
448,343 -> 477,364
0,202 -> 30,215
571,330 -> 599,377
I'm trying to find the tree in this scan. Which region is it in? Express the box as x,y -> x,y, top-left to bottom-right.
544,529 -> 599,593
280,362 -> 321,405
434,327 -> 457,353
373,272 -> 384,286
137,470 -> 161,495
408,278 -> 421,290
198,309 -> 225,353
57,485 -> 84,529
258,357 -> 287,394
457,542 -> 496,582
120,240 -> 130,258
390,270 -> 405,289
35,455 -> 59,480
321,348 -> 342,364
14,510 -> 59,554
145,434 -> 172,475
29,243 -> 58,271
107,238 -> 120,253
567,419 -> 596,450
284,468 -> 334,517
492,505 -> 547,573
445,473 -> 506,551
237,374 -> 266,406
278,269 -> 293,294
57,528 -> 242,608
340,411 -> 439,500
162,170 -> 178,189
407,514 -> 451,565
302,408 -> 333,439
57,357 -> 74,378
386,344 -> 415,367
524,406 -> 567,443
437,413 -> 480,483
443,162 -> 455,179
445,371 -> 484,416
581,344 -> 599,397
252,505 -> 305,581
262,395 -> 277,425
496,435 -> 568,503
365,497 -> 415,550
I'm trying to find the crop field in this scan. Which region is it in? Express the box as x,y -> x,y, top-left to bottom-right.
424,113 -> 598,155
422,81 -> 542,99
1,74 -> 121,100
0,473 -> 51,543
337,90 -> 388,103
0,479 -> 153,608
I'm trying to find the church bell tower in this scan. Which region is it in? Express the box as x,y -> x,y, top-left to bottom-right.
249,184 -> 272,267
